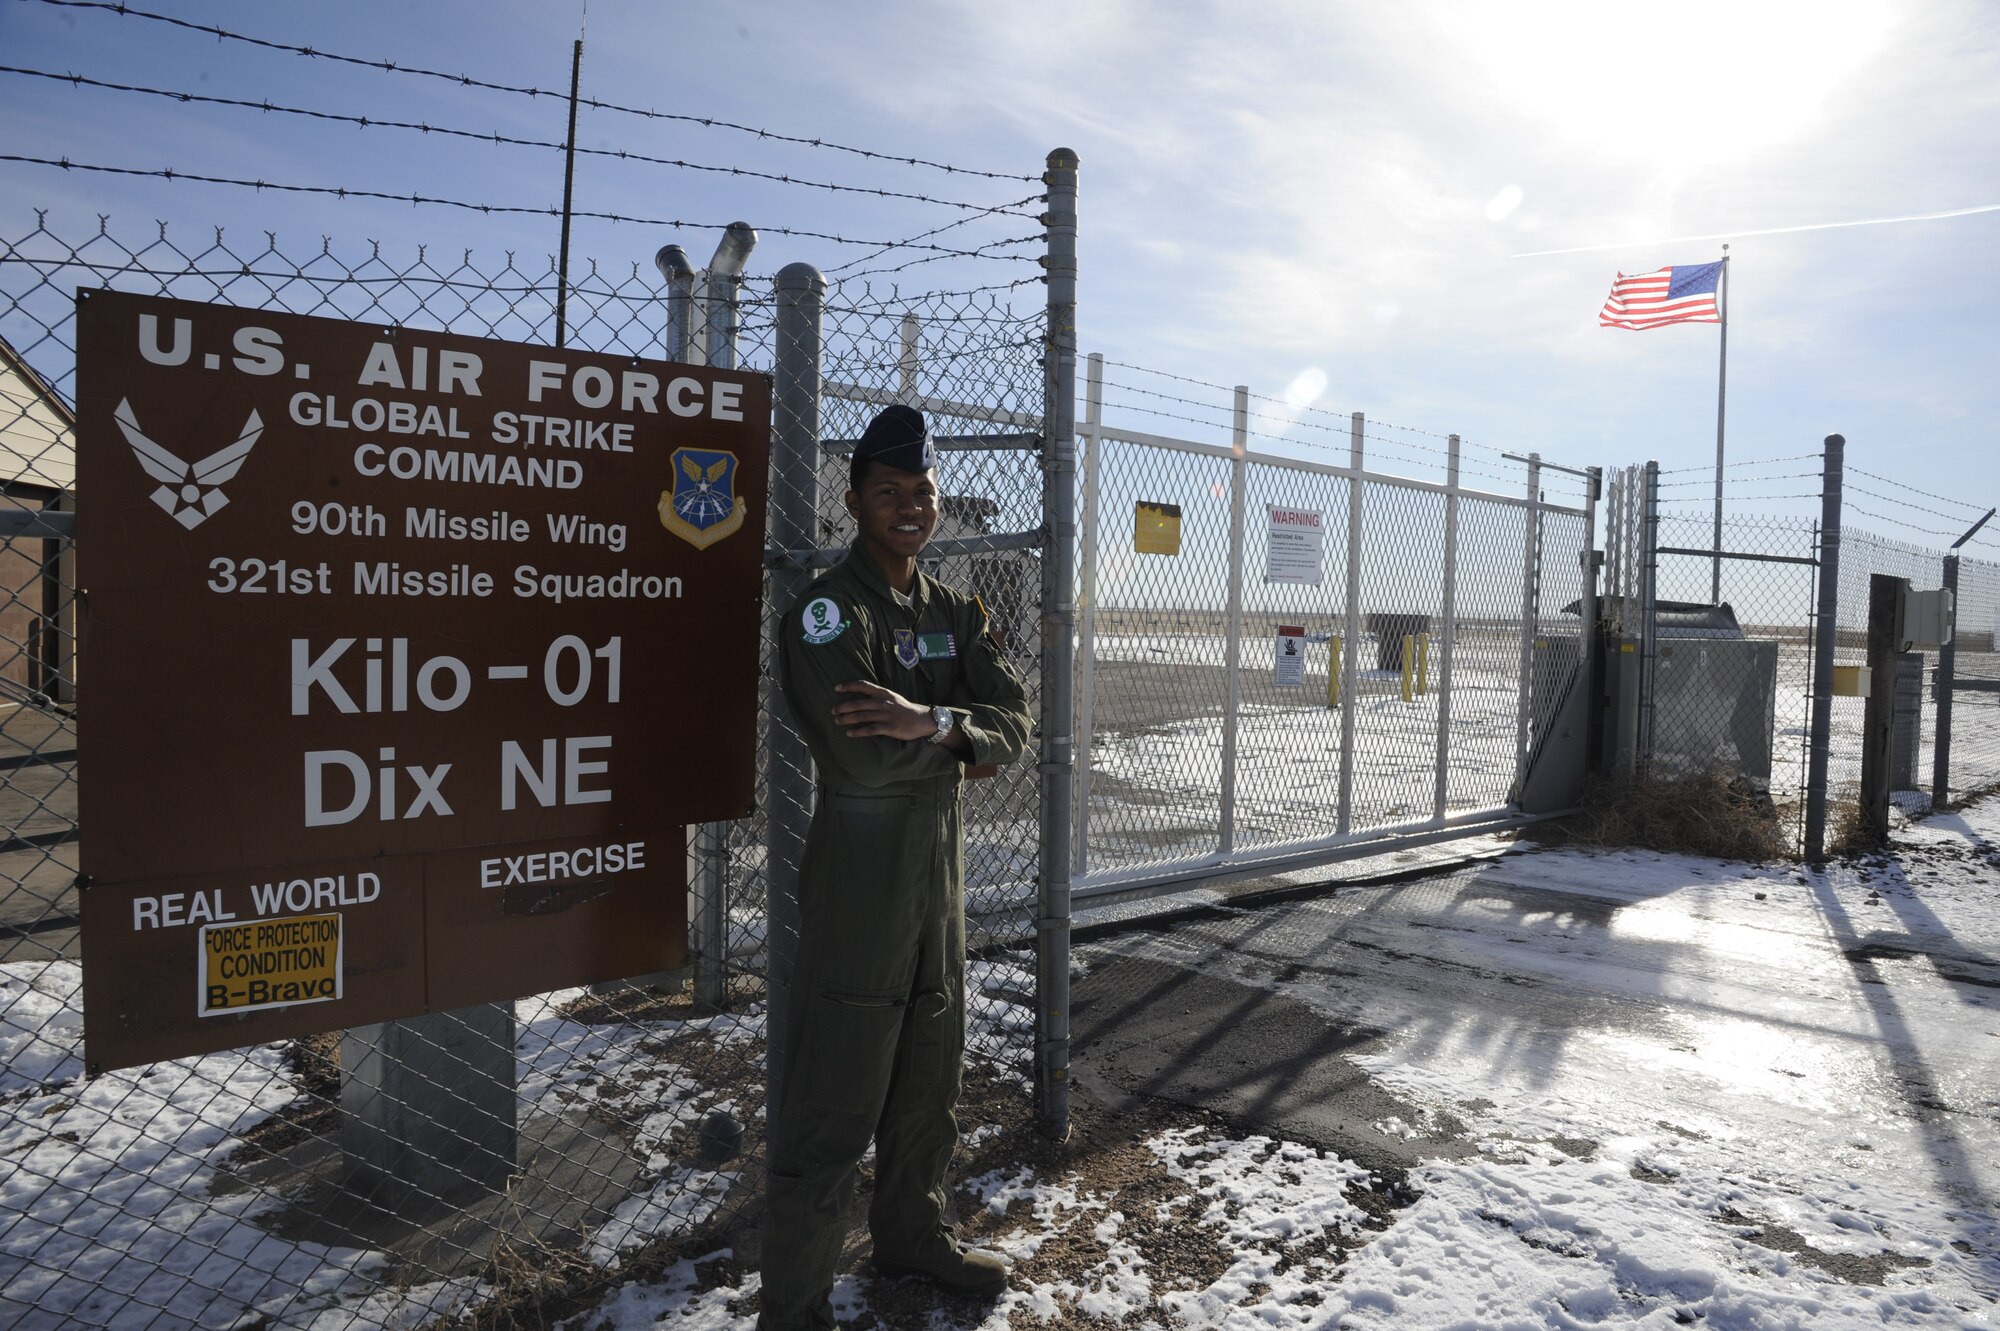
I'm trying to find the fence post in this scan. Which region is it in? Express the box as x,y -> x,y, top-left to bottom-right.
1036,146 -> 1079,1140
1218,386 -> 1250,854
1072,353 -> 1104,876
1859,573 -> 1905,846
1636,460 -> 1660,770
1580,465 -> 1602,774
1513,454 -> 1544,797
1933,552 -> 1959,806
1432,435 -> 1461,822
1338,414 -> 1365,834
692,232 -> 752,1011
765,261 -> 825,1129
1805,434 -> 1845,861
340,1003 -> 517,1205
1605,469 -> 1624,620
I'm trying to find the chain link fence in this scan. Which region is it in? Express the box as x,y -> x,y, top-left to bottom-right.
1072,365 -> 1596,900
1607,443 -> 2000,855
1645,506 -> 1822,847
1943,554 -> 2000,798
0,212 -> 1051,1330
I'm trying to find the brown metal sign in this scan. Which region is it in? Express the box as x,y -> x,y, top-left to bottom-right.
75,290 -> 769,1071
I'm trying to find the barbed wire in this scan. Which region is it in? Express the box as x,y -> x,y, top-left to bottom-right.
1093,357 -> 1554,465
1843,502 -> 1984,546
1657,451 -> 1821,475
31,0 -> 1038,182
1848,466 -> 1992,517
822,276 -> 1045,312
1090,384 -> 1525,488
824,214 -> 1048,285
1,242 -> 1042,304
1093,374 -> 1533,485
1847,482 -> 1996,538
0,156 -> 1045,259
1659,492 -> 1821,503
1657,471 -> 1818,490
0,66 -> 1045,220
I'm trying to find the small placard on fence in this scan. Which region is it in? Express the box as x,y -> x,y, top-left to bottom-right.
1134,500 -> 1182,555
1274,625 -> 1306,687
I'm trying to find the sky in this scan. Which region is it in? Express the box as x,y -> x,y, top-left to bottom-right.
3,0 -> 1998,543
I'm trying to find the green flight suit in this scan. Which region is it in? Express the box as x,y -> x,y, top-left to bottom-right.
762,543 -> 1031,1331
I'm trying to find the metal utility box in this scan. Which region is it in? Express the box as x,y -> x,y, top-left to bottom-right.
1899,588 -> 1954,651
1604,602 -> 1781,786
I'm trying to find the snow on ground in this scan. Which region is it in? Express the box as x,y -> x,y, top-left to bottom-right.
554,796 -> 2000,1330
0,949 -> 1038,1329
5,798 -> 1999,1328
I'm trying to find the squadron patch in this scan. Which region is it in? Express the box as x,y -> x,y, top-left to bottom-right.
802,597 -> 848,645
893,628 -> 920,669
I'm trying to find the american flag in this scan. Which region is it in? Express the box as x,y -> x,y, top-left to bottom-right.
1598,260 -> 1724,330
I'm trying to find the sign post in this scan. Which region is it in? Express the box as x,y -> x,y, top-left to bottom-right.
75,290 -> 770,1076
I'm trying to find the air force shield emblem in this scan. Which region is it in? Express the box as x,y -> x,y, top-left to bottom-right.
658,447 -> 745,549
113,399 -> 264,530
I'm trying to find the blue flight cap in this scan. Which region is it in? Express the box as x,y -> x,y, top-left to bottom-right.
854,404 -> 937,474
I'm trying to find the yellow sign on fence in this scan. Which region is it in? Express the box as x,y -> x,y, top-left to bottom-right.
200,913 -> 344,1017
1134,501 -> 1183,555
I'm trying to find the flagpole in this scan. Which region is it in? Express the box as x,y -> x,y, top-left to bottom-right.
1711,245 -> 1729,604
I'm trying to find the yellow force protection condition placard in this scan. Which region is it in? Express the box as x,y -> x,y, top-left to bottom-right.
1134,501 -> 1183,556
200,913 -> 344,1017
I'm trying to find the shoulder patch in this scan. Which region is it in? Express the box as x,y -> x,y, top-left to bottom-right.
801,596 -> 849,645
973,593 -> 1004,649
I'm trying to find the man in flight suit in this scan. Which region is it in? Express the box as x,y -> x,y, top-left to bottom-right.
761,404 -> 1032,1330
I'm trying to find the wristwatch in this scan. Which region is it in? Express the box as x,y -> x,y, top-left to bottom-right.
926,705 -> 957,745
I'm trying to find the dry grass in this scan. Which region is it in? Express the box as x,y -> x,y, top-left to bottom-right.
1546,768 -> 1790,862
1827,795 -> 1877,858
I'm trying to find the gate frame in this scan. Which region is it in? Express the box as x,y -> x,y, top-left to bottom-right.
1069,394 -> 1597,908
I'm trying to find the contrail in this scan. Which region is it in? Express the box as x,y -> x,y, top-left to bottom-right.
1511,202 -> 2000,258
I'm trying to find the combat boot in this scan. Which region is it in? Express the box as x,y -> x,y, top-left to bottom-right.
871,1233 -> 1010,1296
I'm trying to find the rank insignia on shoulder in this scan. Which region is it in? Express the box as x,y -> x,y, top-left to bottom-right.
893,628 -> 920,669
917,632 -> 956,660
802,596 -> 848,645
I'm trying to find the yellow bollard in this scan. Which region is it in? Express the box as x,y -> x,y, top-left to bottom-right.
1418,632 -> 1431,696
1328,634 -> 1342,708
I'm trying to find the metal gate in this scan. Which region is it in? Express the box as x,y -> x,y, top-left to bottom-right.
1069,355 -> 1598,903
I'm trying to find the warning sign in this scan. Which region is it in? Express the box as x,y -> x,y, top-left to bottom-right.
200,914 -> 344,1016
1274,625 -> 1306,687
1265,506 -> 1325,585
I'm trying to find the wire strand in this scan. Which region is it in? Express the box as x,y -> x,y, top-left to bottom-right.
0,155 -> 1046,258
1848,466 -> 1993,517
1658,450 -> 1821,475
0,66 -> 1045,218
1847,482 -> 1997,535
31,0 -> 1037,181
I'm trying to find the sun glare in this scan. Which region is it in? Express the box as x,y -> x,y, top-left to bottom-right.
1446,1 -> 1896,165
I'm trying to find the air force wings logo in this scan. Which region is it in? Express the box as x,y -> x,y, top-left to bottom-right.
114,399 -> 264,530
658,447 -> 745,549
